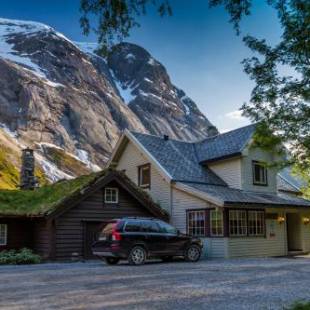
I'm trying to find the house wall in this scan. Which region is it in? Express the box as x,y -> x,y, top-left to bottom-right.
33,219 -> 55,260
171,186 -> 228,258
54,181 -> 153,260
208,158 -> 242,189
241,147 -> 278,193
0,219 -> 33,252
116,140 -> 171,213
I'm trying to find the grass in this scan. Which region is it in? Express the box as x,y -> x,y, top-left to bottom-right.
0,171 -> 106,216
0,145 -> 20,189
286,302 -> 310,310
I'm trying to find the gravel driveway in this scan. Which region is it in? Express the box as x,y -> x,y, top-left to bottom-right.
0,257 -> 310,310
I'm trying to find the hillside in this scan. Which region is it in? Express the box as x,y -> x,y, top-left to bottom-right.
0,18 -> 217,188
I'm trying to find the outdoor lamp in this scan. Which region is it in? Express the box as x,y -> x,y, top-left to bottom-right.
277,216 -> 285,224
303,217 -> 310,225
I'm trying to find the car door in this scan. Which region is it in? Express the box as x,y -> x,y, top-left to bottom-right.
157,221 -> 187,255
141,220 -> 167,256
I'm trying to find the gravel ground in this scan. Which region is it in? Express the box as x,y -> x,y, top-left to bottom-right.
0,257 -> 310,310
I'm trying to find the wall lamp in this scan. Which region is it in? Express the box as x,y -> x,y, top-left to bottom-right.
303,217 -> 310,225
277,216 -> 285,224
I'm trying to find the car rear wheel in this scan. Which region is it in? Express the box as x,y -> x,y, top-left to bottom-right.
184,244 -> 201,262
128,246 -> 146,265
104,257 -> 120,265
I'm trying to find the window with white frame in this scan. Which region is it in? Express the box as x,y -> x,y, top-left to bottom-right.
138,164 -> 151,188
0,224 -> 7,246
229,210 -> 247,236
252,161 -> 268,185
187,210 -> 205,237
104,188 -> 119,203
248,211 -> 265,236
210,209 -> 224,236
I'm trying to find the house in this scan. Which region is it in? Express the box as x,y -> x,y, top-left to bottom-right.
0,170 -> 168,260
278,167 -> 305,198
109,124 -> 310,258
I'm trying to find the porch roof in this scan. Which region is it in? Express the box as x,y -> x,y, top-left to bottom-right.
179,182 -> 310,208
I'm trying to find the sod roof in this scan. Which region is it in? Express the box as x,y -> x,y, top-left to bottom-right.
0,169 -> 169,220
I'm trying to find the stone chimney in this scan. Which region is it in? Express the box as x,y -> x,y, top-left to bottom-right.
20,148 -> 38,190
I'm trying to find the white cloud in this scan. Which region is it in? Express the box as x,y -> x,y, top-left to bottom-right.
225,110 -> 245,120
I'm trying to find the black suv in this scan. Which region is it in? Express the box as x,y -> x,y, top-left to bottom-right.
92,217 -> 203,265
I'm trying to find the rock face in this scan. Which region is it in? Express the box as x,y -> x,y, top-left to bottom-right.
107,43 -> 218,140
0,18 -> 217,185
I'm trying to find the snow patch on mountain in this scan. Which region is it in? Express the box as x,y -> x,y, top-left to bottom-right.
0,18 -> 65,87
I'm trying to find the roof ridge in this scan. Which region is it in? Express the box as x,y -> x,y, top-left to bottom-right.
130,130 -> 193,145
195,123 -> 256,145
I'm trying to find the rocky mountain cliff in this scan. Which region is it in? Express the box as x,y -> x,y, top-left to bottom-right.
0,18 -> 217,188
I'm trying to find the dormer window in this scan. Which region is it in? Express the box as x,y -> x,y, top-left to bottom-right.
252,161 -> 268,186
138,164 -> 151,189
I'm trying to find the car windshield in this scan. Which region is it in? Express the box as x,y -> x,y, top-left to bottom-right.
157,221 -> 177,234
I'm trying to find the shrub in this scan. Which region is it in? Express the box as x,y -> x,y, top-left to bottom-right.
0,248 -> 41,265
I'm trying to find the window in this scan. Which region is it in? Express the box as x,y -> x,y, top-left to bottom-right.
187,210 -> 205,237
248,211 -> 265,236
141,221 -> 160,233
138,164 -> 151,188
125,220 -> 142,232
210,210 -> 224,236
252,161 -> 268,186
104,188 -> 118,203
229,210 -> 247,236
157,221 -> 177,234
0,224 -> 7,246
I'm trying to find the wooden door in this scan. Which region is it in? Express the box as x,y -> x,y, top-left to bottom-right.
84,222 -> 103,259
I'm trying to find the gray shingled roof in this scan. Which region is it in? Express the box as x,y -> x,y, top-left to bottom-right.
181,182 -> 310,207
278,167 -> 305,192
131,132 -> 226,185
195,124 -> 256,163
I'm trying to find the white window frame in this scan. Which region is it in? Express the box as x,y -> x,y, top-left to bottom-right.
252,161 -> 268,186
187,210 -> 206,237
210,209 -> 224,237
0,224 -> 7,246
248,210 -> 265,237
138,164 -> 151,188
229,210 -> 247,237
104,188 -> 119,204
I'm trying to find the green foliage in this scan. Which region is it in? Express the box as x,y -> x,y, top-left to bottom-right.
0,171 -> 105,216
210,0 -> 310,196
0,145 -> 20,190
80,0 -> 172,54
286,301 -> 310,310
0,248 -> 41,265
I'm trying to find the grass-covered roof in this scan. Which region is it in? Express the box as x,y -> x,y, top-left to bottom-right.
0,171 -> 106,217
0,169 -> 169,220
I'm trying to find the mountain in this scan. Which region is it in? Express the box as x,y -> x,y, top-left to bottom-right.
0,18 -> 217,188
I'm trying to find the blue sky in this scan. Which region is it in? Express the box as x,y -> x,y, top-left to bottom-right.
0,0 -> 282,132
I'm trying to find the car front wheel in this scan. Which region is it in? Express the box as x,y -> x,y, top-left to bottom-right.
128,246 -> 147,265
184,244 -> 201,262
104,257 -> 120,265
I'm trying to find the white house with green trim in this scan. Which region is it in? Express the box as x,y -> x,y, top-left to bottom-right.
108,124 -> 310,258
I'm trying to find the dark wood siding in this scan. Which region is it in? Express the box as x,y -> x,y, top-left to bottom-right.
33,219 -> 55,260
54,181 -> 154,260
0,219 -> 33,252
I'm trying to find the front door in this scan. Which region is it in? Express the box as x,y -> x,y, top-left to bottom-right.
84,222 -> 103,259
286,213 -> 302,252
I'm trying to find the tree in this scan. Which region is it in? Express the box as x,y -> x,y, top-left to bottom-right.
209,0 -> 310,193
80,0 -> 172,54
80,0 -> 310,192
